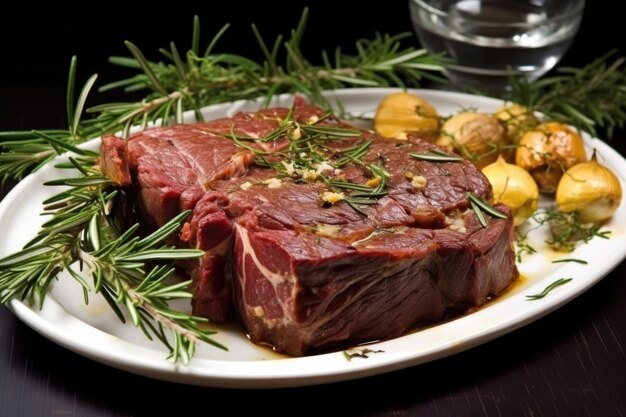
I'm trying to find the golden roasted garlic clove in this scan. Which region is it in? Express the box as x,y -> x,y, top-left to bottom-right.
556,153 -> 622,224
482,156 -> 539,226
437,112 -> 509,169
374,92 -> 440,140
515,122 -> 587,193
494,103 -> 539,143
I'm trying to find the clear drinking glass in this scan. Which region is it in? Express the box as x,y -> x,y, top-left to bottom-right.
409,0 -> 585,92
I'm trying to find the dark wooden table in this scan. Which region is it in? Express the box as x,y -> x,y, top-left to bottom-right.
1,5 -> 625,417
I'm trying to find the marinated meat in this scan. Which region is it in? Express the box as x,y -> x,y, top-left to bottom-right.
100,102 -> 518,356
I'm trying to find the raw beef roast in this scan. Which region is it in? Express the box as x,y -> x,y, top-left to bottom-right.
100,102 -> 518,356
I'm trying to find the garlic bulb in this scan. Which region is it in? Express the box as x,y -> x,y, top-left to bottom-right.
516,122 -> 587,193
556,153 -> 622,223
374,92 -> 440,140
482,156 -> 539,226
494,103 -> 539,143
437,112 -> 509,169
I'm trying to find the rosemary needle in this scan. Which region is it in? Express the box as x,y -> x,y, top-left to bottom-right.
552,258 -> 588,265
526,278 -> 573,300
467,192 -> 507,227
410,150 -> 463,162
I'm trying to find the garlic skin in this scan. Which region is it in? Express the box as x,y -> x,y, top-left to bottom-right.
437,112 -> 509,169
374,92 -> 440,140
556,156 -> 622,224
482,156 -> 539,226
516,122 -> 587,193
494,104 -> 539,143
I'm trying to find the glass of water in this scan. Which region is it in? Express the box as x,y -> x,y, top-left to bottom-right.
409,0 -> 585,93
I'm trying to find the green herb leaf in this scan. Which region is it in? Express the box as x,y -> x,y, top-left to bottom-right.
343,348 -> 385,361
124,41 -> 169,96
0,160 -> 223,364
526,278 -> 573,300
467,192 -> 508,227
551,258 -> 588,264
411,150 -> 463,162
66,56 -> 78,132
532,208 -> 611,252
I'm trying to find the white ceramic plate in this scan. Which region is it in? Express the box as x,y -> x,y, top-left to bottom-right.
2,88 -> 626,388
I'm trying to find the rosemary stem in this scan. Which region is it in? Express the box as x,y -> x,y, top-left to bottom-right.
77,248 -> 97,275
140,300 -> 202,344
33,150 -> 56,160
141,91 -> 184,112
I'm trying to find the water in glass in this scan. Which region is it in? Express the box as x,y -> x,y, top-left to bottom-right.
410,0 -> 584,92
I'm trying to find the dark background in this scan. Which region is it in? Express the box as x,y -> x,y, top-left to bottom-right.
1,3 -> 626,417
0,2 -> 624,130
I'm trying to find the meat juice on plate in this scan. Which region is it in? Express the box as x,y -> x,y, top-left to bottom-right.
409,0 -> 583,91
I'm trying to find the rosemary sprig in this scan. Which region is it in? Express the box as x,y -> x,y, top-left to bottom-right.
0,162 -> 223,363
515,207 -> 610,260
508,51 -> 626,138
467,192 -> 507,227
335,140 -> 373,167
552,258 -> 588,265
410,149 -> 463,162
0,56 -> 97,183
525,278 -> 573,300
0,12 -> 445,184
532,208 -> 611,252
331,164 -> 390,216
0,65 -> 226,362
92,10 -> 446,139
